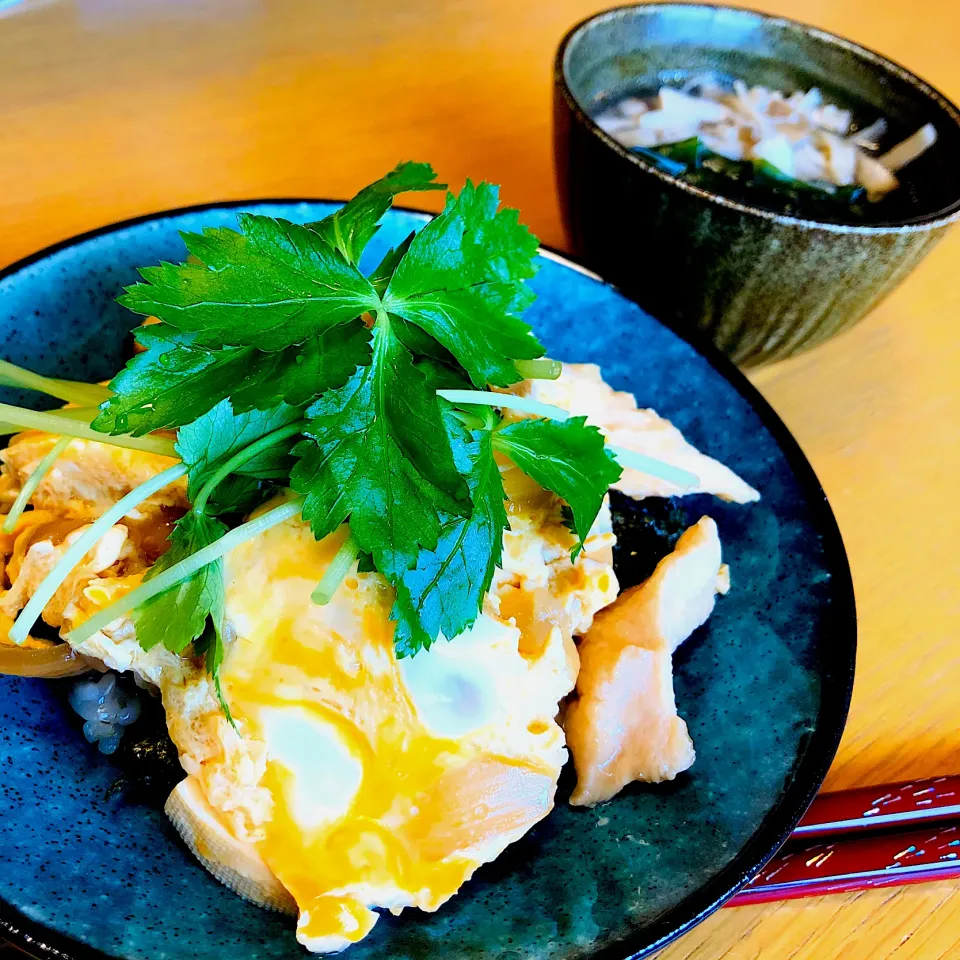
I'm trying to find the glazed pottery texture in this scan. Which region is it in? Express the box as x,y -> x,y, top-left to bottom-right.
555,3 -> 960,366
0,203 -> 854,960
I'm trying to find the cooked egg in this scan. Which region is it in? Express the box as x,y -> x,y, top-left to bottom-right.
0,366 -> 757,952
0,431 -> 185,518
0,435 -> 185,659
158,483 -> 616,953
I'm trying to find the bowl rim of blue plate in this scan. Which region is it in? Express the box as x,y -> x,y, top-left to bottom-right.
0,199 -> 857,960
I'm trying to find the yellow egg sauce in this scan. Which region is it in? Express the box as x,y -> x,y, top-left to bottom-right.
4,513 -> 86,583
219,515 -> 558,948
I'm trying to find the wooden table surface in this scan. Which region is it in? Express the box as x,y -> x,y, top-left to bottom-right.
0,0 -> 958,957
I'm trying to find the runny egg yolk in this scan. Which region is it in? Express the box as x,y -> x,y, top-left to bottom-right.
219,518 -> 561,951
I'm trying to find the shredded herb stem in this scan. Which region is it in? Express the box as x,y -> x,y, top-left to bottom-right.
8,463 -> 188,645
0,402 -> 178,458
312,530 -> 360,604
2,436 -> 71,534
192,421 -> 305,514
0,359 -> 112,407
66,499 -> 302,646
514,358 -> 562,381
437,389 -> 572,421
449,409 -> 487,430
609,447 -> 699,490
43,406 -> 102,422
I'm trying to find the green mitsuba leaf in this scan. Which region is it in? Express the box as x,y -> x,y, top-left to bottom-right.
93,324 -> 258,436
132,511 -> 227,654
369,232 -> 416,298
382,180 -> 544,387
392,406 -> 508,657
93,321 -> 370,436
231,322 -> 372,412
175,399 -> 304,501
493,416 -> 622,558
201,474 -> 272,517
310,162 -> 444,265
119,214 -> 379,351
194,620 -> 235,728
291,316 -> 470,585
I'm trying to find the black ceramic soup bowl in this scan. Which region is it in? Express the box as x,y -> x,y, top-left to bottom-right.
554,3 -> 960,366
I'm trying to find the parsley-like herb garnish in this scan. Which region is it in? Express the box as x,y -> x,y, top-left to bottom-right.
291,320 -> 471,582
10,162 -> 640,706
118,216 -> 377,350
492,416 -> 622,560
391,405 -> 508,656
133,511 -> 227,656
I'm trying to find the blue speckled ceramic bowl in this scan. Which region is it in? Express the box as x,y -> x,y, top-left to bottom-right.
0,203 -> 855,960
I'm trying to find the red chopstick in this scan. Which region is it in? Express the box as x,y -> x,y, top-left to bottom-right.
790,775 -> 960,839
727,776 -> 960,906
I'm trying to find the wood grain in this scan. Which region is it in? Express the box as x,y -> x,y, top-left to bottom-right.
0,0 -> 957,957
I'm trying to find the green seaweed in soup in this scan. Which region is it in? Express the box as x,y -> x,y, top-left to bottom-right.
635,143 -> 870,220
594,77 -> 936,224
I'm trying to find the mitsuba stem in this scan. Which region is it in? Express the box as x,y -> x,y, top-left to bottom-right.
0,359 -> 112,407
192,421 -> 305,514
0,402 -> 178,458
312,530 -> 360,605
9,463 -> 188,645
514,358 -> 562,381
66,499 -> 303,645
435,389 -> 700,489
2,436 -> 71,534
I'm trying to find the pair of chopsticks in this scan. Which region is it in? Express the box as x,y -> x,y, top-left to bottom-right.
728,776 -> 960,905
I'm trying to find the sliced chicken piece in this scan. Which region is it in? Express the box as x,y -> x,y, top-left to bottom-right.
509,365 -> 759,503
399,759 -> 555,862
166,779 -> 297,915
565,518 -> 727,806
1,432 -> 186,518
567,643 -> 693,807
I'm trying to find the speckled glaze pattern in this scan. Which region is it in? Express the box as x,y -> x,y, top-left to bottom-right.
554,3 -> 960,366
0,204 -> 855,960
